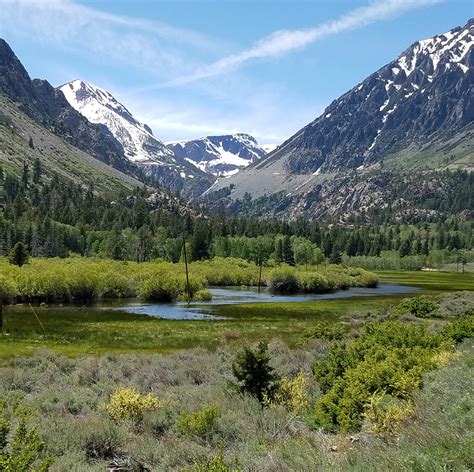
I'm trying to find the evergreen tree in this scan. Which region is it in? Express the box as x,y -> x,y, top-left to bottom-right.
107,227 -> 124,260
281,235 -> 295,266
33,158 -> 42,185
399,238 -> 412,258
329,244 -> 342,264
9,242 -> 29,267
191,220 -> 210,261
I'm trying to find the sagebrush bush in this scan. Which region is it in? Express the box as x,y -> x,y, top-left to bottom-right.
80,415 -> 126,462
176,405 -> 220,438
106,387 -> 160,422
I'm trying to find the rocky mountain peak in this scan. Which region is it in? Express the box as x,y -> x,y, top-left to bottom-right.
167,133 -> 270,176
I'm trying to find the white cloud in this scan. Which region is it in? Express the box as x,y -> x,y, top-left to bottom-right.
0,0 -> 220,79
165,0 -> 443,86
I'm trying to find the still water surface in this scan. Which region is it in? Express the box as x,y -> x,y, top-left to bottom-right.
112,283 -> 419,320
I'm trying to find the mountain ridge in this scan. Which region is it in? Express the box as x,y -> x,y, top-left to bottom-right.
203,19 -> 473,220
0,38 -> 137,175
58,79 -> 214,198
167,133 -> 270,176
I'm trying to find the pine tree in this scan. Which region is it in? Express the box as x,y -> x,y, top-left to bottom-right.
191,220 -> 210,261
9,242 -> 29,267
33,158 -> 42,184
281,235 -> 295,266
107,227 -> 124,260
329,244 -> 342,264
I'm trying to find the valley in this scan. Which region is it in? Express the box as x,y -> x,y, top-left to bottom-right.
0,7 -> 472,472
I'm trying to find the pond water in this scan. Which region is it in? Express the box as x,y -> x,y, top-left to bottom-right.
111,283 -> 419,321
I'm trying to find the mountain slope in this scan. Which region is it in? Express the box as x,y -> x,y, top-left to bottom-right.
167,134 -> 268,176
59,80 -> 214,198
60,80 -> 173,164
0,95 -> 140,193
0,39 -> 137,176
205,19 -> 473,219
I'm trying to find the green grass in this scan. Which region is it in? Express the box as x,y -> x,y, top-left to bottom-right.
376,269 -> 474,291
0,269 -> 472,359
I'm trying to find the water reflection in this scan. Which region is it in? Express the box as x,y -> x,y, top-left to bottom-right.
113,283 -> 419,320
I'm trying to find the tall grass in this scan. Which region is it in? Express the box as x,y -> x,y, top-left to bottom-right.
0,257 -> 378,304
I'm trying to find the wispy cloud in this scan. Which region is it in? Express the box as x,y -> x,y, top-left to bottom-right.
0,0 -> 220,79
165,0 -> 443,86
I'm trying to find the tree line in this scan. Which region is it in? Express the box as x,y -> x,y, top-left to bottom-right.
0,160 -> 472,265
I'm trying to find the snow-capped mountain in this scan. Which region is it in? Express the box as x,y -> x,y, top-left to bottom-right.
59,80 -> 213,196
264,18 -> 473,176
60,80 -> 173,164
167,134 -> 270,176
203,19 -> 473,219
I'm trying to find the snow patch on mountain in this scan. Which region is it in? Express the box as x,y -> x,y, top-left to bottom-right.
167,134 -> 271,176
59,80 -> 174,165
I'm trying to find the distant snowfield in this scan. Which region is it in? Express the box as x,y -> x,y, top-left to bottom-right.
167,134 -> 278,177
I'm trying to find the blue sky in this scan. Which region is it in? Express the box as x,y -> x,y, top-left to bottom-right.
0,0 -> 472,143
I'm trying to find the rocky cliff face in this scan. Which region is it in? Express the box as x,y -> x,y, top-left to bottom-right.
0,39 -> 133,173
273,18 -> 473,175
204,19 -> 473,220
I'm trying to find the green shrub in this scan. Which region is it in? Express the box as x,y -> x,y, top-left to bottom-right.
100,272 -> 135,298
395,297 -> 438,318
194,289 -> 213,301
231,341 -> 278,404
311,320 -> 446,432
298,272 -> 329,293
440,316 -> 474,342
188,450 -> 241,472
106,387 -> 160,422
176,405 -> 220,438
264,371 -> 310,413
0,397 -> 53,471
66,270 -> 99,302
0,256 -> 378,304
363,391 -> 414,433
0,274 -> 17,303
302,322 -> 344,341
267,267 -> 299,294
355,270 -> 379,288
139,273 -> 203,301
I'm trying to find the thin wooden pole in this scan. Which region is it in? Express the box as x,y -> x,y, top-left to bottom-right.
0,299 -> 3,335
29,303 -> 46,336
183,235 -> 191,300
